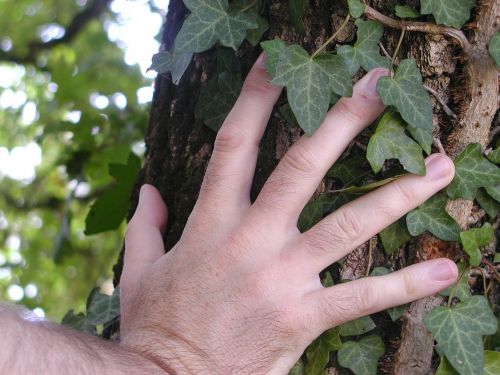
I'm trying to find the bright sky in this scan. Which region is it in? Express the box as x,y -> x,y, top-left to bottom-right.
0,0 -> 167,183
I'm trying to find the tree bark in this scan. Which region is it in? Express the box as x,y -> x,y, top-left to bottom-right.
112,0 -> 499,373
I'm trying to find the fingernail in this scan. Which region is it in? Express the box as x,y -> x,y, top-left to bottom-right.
256,52 -> 266,67
425,154 -> 452,180
365,68 -> 389,96
430,260 -> 457,281
139,185 -> 147,202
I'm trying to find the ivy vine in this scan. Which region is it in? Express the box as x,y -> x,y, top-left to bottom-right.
140,0 -> 500,374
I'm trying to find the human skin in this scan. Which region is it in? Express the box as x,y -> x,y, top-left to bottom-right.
0,54 -> 458,374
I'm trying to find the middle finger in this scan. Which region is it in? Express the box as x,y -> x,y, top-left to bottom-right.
250,68 -> 388,228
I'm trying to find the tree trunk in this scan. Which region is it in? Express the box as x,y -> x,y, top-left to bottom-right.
112,0 -> 499,373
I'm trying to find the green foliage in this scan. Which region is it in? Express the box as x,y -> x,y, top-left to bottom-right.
0,0 -> 149,319
272,44 -> 351,134
476,189 -> 500,218
459,223 -> 494,266
489,33 -> 500,66
406,194 -> 460,241
379,219 -> 411,255
85,153 -> 141,235
395,5 -> 421,18
487,146 -> 500,164
367,112 -> 425,175
86,287 -> 120,325
289,0 -> 307,35
377,59 -> 433,153
327,155 -> 366,184
440,262 -> 471,302
339,316 -> 376,336
446,143 -> 500,200
337,335 -> 385,375
424,296 -> 497,375
420,0 -> 476,28
174,0 -> 258,53
304,327 -> 342,375
148,50 -> 193,85
261,38 -> 286,77
348,0 -> 365,18
484,351 -> 500,375
195,71 -> 243,131
338,19 -> 389,75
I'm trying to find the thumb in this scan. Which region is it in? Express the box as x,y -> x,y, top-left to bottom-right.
121,184 -> 168,292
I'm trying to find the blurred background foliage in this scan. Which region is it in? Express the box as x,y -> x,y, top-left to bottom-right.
0,0 -> 166,320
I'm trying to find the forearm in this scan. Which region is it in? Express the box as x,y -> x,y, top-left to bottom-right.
0,306 -> 166,375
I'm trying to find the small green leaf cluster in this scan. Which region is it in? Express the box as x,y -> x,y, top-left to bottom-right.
62,287 -> 120,335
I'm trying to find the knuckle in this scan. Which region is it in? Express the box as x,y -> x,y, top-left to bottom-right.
352,280 -> 377,315
379,181 -> 416,221
302,224 -> 341,257
331,207 -> 364,244
401,270 -> 418,297
281,141 -> 317,176
335,98 -> 367,124
214,123 -> 246,154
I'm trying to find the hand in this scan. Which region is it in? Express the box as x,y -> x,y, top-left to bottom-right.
119,54 -> 458,374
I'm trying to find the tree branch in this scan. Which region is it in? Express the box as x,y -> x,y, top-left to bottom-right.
364,5 -> 474,56
0,0 -> 112,64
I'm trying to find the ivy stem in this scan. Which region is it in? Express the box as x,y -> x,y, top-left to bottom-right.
390,28 -> 406,72
474,267 -> 488,297
311,14 -> 350,59
240,0 -> 259,13
447,266 -> 469,308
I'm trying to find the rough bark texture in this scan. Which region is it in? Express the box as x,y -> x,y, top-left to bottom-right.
111,0 -> 499,373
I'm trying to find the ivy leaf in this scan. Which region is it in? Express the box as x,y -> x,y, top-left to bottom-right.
489,33 -> 500,66
476,188 -> 500,218
321,271 -> 334,287
367,112 -> 426,175
85,153 -> 141,235
314,54 -> 353,97
406,194 -> 460,241
147,50 -> 193,84
436,356 -> 458,375
232,0 -> 268,46
289,359 -> 305,375
379,218 -> 411,255
439,261 -> 471,302
289,0 -> 307,35
333,175 -> 401,194
175,0 -> 258,53
195,71 -> 242,131
348,0 -> 365,18
246,14 -> 269,46
395,5 -> 421,18
62,310 -> 95,334
327,155 -> 366,184
86,288 -> 120,326
261,39 -> 286,78
298,196 -> 336,232
338,19 -> 389,76
460,223 -> 494,266
486,146 -> 500,164
338,335 -> 385,375
340,315 -> 376,336
446,143 -> 500,200
424,296 -> 497,375
273,45 -> 351,134
304,327 -> 342,375
420,0 -> 476,28
484,351 -> 500,375
377,59 -> 433,154
485,184 -> 500,203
